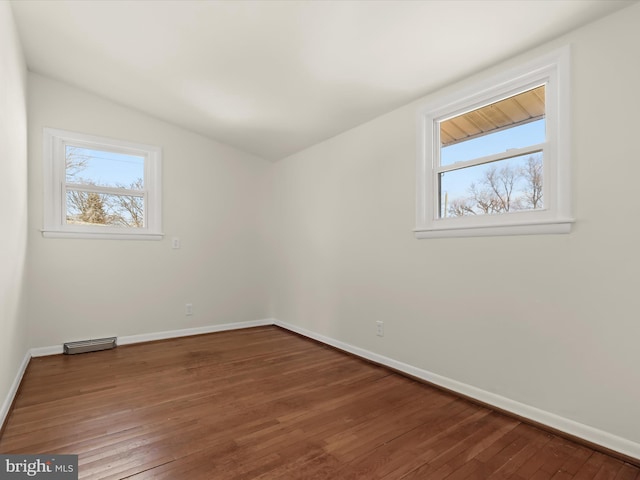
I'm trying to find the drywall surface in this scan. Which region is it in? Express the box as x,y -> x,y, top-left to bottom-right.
0,2 -> 28,422
27,74 -> 273,347
270,4 -> 640,445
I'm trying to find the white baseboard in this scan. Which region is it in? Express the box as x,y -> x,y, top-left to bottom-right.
0,349 -> 31,430
29,318 -> 276,357
273,319 -> 640,462
117,318 -> 275,346
30,344 -> 64,357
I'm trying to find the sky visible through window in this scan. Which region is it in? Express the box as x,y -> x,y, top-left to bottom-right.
439,119 -> 545,201
65,146 -> 144,188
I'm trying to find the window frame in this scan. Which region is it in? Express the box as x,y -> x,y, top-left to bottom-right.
415,46 -> 573,239
42,128 -> 163,240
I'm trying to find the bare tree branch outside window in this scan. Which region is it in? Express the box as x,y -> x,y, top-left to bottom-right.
65,148 -> 145,227
447,155 -> 543,217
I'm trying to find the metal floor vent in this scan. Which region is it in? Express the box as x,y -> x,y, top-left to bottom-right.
63,337 -> 117,355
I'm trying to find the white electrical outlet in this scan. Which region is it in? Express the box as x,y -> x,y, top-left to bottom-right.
172,237 -> 181,249
376,321 -> 384,337
185,303 -> 193,316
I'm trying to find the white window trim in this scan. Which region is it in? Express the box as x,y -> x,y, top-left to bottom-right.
42,128 -> 164,240
415,46 -> 574,239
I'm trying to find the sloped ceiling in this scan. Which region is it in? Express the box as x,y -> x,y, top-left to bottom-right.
10,0 -> 636,160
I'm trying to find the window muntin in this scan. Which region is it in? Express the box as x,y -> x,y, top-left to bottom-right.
43,129 -> 162,239
415,47 -> 572,238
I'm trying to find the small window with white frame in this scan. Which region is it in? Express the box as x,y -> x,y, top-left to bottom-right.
43,128 -> 163,240
415,47 -> 573,238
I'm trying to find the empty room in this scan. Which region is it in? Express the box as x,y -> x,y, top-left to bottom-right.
1,0 -> 639,478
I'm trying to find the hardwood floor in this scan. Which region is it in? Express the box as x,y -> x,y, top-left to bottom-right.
0,326 -> 637,479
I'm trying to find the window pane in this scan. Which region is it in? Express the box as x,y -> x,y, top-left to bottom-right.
66,190 -> 145,228
65,146 -> 145,188
441,119 -> 545,166
440,86 -> 545,166
439,152 -> 543,218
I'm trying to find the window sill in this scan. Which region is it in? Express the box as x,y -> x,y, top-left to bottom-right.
414,218 -> 574,239
41,230 -> 165,241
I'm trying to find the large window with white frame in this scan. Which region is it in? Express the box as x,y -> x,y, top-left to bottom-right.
43,128 -> 163,239
415,47 -> 573,238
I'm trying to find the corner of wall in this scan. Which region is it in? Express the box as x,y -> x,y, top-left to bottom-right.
0,0 -> 30,434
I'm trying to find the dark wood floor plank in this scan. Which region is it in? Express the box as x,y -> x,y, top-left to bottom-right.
0,326 -> 637,480
384,411 -> 518,480
615,464 -> 640,480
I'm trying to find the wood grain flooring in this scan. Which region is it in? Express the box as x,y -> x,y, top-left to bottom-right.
0,326 -> 637,479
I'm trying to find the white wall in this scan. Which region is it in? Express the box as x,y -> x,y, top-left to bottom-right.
271,3 -> 640,449
0,1 -> 28,422
7,0 -> 640,459
27,74 -> 273,347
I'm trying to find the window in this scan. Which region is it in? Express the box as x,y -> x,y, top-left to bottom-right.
415,47 -> 573,238
43,128 -> 163,239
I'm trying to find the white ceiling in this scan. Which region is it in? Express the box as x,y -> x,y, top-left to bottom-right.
10,0 -> 635,161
